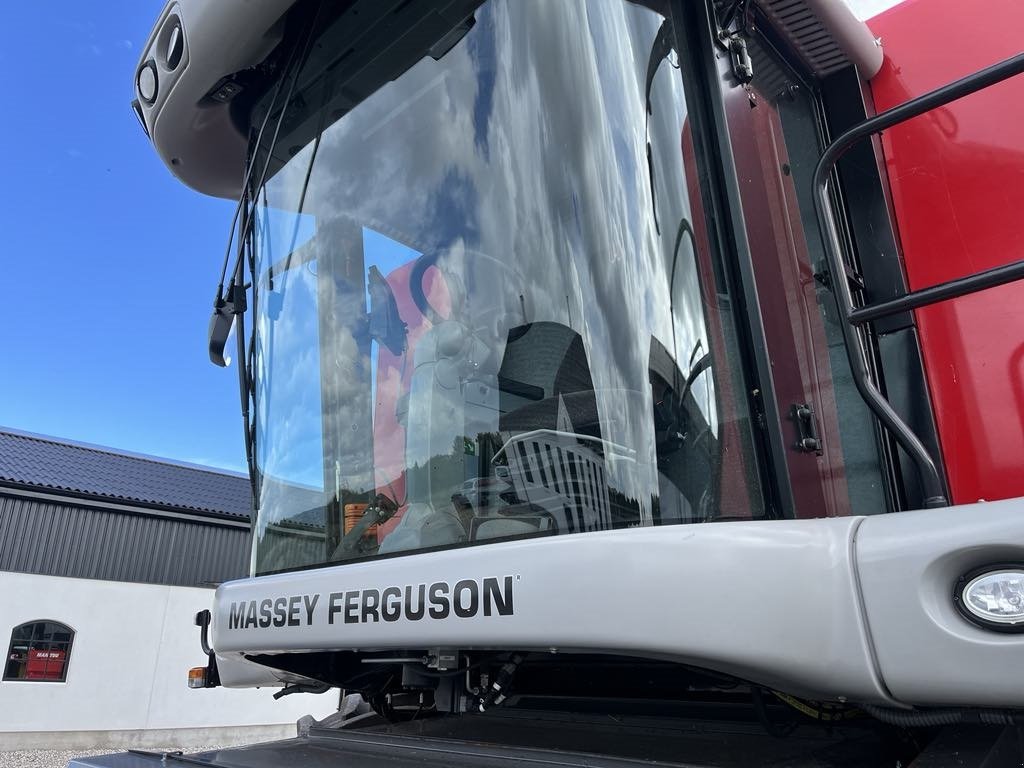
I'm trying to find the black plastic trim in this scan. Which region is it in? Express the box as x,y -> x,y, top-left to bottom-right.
818,65 -> 946,512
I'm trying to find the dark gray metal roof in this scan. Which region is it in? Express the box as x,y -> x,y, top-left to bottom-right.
0,428 -> 252,519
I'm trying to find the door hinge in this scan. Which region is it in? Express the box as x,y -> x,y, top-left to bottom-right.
728,36 -> 754,84
792,403 -> 823,455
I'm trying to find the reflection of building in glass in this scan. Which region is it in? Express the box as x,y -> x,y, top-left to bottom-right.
240,0 -> 768,575
497,323 -> 607,533
468,322 -> 645,537
496,429 -> 614,533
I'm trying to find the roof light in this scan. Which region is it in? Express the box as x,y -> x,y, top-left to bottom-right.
956,566 -> 1024,631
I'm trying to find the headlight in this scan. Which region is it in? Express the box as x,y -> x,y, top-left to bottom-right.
137,59 -> 158,105
955,566 -> 1024,631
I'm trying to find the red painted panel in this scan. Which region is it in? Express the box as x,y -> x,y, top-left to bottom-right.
26,648 -> 66,681
868,0 -> 1024,503
724,71 -> 850,518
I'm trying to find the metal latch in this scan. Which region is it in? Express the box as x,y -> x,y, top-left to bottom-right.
792,403 -> 823,454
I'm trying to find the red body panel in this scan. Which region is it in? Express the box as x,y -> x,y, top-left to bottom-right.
868,0 -> 1024,503
723,81 -> 851,518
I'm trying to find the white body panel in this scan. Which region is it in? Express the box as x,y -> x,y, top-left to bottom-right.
213,517 -> 893,704
135,0 -> 295,198
210,499 -> 1024,708
857,501 -> 1024,707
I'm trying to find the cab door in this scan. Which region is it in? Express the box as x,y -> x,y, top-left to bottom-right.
715,33 -> 889,518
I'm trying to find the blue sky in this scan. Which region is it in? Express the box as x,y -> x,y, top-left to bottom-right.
0,0 -> 897,475
0,3 -> 245,471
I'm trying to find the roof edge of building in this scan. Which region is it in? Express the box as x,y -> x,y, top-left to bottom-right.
0,480 -> 252,524
0,426 -> 249,480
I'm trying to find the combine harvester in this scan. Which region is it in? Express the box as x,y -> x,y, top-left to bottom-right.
74,0 -> 1024,764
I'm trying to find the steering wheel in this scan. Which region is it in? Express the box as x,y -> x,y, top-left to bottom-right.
408,248 -> 525,342
409,251 -> 453,327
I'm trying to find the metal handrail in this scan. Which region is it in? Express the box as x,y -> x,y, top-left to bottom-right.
848,258 -> 1024,326
812,51 -> 1024,509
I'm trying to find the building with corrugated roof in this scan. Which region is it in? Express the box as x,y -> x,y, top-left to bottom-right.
0,428 -> 252,588
0,429 -> 335,751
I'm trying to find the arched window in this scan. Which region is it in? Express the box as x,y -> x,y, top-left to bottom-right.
3,620 -> 74,682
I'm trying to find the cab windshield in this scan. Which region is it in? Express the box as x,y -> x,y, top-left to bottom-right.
248,0 -> 767,575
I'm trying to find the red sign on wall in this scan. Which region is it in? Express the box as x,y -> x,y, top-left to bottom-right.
26,649 -> 66,681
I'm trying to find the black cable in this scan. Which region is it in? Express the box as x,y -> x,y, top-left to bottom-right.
273,682 -> 331,699
244,81 -> 327,491
228,0 -> 326,480
215,9 -> 311,302
862,704 -> 1021,728
475,653 -> 526,711
280,68 -> 335,276
236,1 -> 324,254
739,0 -> 754,37
415,655 -> 497,678
717,0 -> 742,32
221,0 -> 323,307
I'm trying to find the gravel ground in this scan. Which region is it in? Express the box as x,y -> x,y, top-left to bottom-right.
1,740 -> 260,768
0,750 -> 113,768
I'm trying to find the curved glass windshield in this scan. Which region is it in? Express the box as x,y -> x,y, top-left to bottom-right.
249,0 -> 767,575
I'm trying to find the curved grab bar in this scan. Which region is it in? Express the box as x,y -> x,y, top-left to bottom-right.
811,51 -> 1024,509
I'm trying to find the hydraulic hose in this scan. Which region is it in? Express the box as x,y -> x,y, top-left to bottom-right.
273,682 -> 331,700
862,704 -> 1022,728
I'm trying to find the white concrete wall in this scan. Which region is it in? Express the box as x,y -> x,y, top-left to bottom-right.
0,572 -> 336,748
843,0 -> 905,21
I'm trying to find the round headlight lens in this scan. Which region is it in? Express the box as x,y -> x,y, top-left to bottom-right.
958,568 -> 1024,629
137,61 -> 158,104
